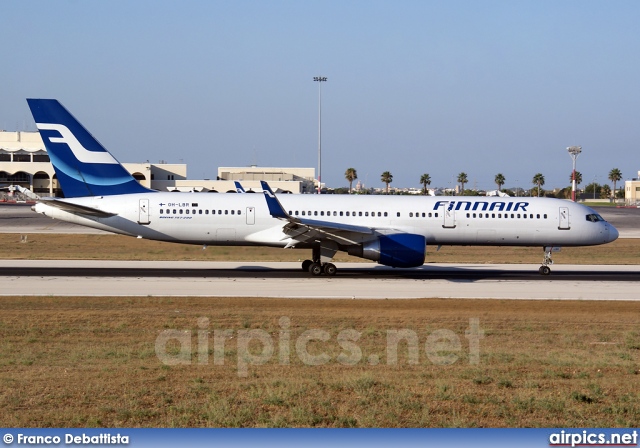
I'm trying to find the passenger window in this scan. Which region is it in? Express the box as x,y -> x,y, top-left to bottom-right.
340,211 -> 343,216
314,211 -> 318,216
409,212 -> 413,217
346,211 -> 350,216
225,210 -> 228,215
186,210 -> 189,214
160,209 -> 163,214
397,212 -> 401,217
179,209 -> 183,214
536,214 -> 540,219
544,214 -> 547,219
231,210 -> 235,215
206,210 -> 209,215
434,213 -> 438,218
359,212 -> 363,217
523,214 -> 527,219
302,211 -> 305,216
320,211 -> 324,216
466,213 -> 470,218
365,212 -> 369,217
384,212 -> 388,217
333,211 -> 337,216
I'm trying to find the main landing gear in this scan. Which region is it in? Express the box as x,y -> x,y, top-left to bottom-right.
538,246 -> 555,275
301,243 -> 338,276
302,259 -> 337,276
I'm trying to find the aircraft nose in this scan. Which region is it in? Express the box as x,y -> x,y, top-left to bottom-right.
608,224 -> 619,242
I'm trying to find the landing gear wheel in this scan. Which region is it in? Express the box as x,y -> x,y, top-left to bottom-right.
301,260 -> 313,272
539,266 -> 551,275
323,263 -> 337,276
309,262 -> 323,276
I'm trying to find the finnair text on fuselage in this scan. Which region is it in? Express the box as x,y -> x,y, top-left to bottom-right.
434,200 -> 529,212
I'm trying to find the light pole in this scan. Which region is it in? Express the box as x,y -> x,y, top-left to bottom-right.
313,76 -> 327,194
567,146 -> 582,202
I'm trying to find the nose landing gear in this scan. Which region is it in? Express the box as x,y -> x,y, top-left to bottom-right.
539,246 -> 560,275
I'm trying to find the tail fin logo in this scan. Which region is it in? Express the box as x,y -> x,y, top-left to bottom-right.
36,123 -> 119,165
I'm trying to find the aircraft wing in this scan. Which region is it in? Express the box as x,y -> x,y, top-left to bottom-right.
260,181 -> 373,246
36,198 -> 116,218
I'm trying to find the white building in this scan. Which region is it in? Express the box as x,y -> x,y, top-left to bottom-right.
0,131 -> 314,196
624,171 -> 640,205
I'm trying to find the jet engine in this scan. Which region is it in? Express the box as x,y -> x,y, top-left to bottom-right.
348,234 -> 426,268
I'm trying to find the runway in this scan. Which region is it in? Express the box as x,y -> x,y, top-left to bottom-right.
1,260 -> 639,300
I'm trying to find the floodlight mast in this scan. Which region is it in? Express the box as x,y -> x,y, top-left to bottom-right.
313,76 -> 327,194
567,146 -> 582,202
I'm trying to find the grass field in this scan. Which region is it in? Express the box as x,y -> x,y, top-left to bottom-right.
0,297 -> 639,427
1,233 -> 640,265
0,234 -> 638,427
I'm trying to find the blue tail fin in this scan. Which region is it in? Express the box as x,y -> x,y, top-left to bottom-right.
27,99 -> 153,197
234,181 -> 246,193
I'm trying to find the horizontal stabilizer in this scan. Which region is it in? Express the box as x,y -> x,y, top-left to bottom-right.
37,198 -> 116,217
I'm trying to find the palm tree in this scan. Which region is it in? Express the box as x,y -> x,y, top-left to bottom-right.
570,171 -> 583,187
494,173 -> 505,192
381,171 -> 393,194
345,168 -> 358,194
608,168 -> 622,200
420,173 -> 431,195
532,173 -> 545,197
457,172 -> 468,194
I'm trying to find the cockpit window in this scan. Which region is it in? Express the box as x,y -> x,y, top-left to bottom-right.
586,214 -> 605,222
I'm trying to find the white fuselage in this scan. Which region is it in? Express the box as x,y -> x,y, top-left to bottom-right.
34,193 -> 618,252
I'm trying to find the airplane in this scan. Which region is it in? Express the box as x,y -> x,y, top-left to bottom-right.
26,98 -> 619,276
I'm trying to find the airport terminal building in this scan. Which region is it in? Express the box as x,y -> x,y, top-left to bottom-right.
0,131 -> 316,197
624,172 -> 640,206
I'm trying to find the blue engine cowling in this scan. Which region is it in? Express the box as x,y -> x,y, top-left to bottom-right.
348,234 -> 426,268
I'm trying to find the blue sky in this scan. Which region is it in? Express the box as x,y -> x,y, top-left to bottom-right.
2,0 -> 639,190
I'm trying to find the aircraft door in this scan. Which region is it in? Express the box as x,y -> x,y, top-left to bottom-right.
138,199 -> 150,225
558,206 -> 570,230
443,207 -> 456,228
246,207 -> 255,225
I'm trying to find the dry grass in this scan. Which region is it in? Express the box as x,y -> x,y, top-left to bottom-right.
1,233 -> 639,264
1,297 -> 639,427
